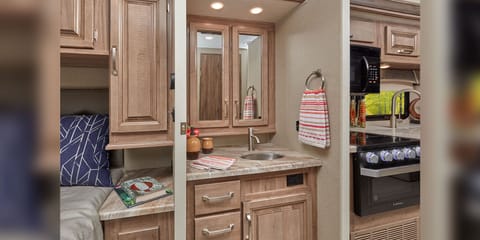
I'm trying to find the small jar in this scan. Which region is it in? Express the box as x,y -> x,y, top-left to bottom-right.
201,137 -> 214,154
187,135 -> 201,160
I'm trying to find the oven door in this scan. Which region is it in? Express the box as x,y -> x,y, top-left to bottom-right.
354,163 -> 420,216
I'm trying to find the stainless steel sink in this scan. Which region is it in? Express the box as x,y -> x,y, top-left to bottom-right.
240,152 -> 284,160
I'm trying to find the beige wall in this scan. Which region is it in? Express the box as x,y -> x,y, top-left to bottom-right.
273,0 -> 349,239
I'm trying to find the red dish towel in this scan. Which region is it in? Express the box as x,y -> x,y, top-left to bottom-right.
298,89 -> 331,149
191,156 -> 236,170
243,95 -> 257,120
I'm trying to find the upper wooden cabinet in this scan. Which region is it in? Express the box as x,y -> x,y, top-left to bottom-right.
350,20 -> 378,47
60,0 -> 109,57
381,24 -> 420,67
188,17 -> 275,136
107,0 -> 172,149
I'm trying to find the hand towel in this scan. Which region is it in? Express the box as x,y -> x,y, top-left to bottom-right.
191,156 -> 236,170
242,95 -> 257,120
298,89 -> 331,149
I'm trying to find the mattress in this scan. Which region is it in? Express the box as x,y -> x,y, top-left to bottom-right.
60,169 -> 123,240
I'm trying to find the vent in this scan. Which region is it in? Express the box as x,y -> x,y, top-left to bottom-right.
351,217 -> 419,240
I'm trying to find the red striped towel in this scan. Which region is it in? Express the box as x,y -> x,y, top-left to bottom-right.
243,95 -> 257,120
298,89 -> 331,149
191,156 -> 236,170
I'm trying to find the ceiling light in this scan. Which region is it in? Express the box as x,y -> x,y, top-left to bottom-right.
210,2 -> 224,10
250,7 -> 263,14
205,36 -> 214,40
380,63 -> 391,69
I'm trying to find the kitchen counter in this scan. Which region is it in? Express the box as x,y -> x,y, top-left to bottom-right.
350,121 -> 420,153
186,143 -> 323,181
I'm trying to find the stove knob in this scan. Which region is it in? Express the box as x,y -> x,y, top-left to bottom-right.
414,146 -> 421,157
364,152 -> 379,164
391,149 -> 405,161
403,147 -> 416,159
379,150 -> 393,163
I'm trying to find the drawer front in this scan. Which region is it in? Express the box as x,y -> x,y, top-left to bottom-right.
385,25 -> 420,57
118,227 -> 159,240
350,20 -> 377,45
195,212 -> 241,240
195,180 -> 241,215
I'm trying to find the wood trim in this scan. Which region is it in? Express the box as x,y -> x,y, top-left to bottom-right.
351,4 -> 420,20
232,25 -> 269,127
104,212 -> 174,240
106,131 -> 173,150
60,0 -> 95,49
189,21 -> 230,128
187,15 -> 275,30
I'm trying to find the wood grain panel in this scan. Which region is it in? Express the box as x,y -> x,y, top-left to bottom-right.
194,180 -> 241,216
60,0 -> 95,49
199,53 -> 223,121
104,212 -> 173,240
385,25 -> 420,56
194,212 -> 241,240
350,20 -> 378,46
110,0 -> 168,134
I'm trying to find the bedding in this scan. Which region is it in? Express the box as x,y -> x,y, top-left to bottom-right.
60,168 -> 123,240
60,114 -> 112,187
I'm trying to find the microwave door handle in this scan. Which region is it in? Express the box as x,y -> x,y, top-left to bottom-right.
361,56 -> 370,92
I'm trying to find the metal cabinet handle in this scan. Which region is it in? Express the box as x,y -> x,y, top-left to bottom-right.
397,49 -> 414,54
202,224 -> 234,237
245,213 -> 252,240
202,192 -> 234,202
234,100 -> 240,120
350,34 -> 354,38
111,46 -> 118,76
224,99 -> 229,119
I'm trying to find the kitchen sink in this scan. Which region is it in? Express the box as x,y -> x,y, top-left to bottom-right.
240,152 -> 284,160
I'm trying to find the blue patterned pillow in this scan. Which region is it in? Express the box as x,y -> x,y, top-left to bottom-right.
60,114 -> 113,187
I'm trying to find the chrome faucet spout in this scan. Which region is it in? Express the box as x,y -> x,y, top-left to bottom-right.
390,89 -> 421,128
248,128 -> 261,151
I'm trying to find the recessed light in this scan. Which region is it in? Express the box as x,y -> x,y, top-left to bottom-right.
250,7 -> 263,14
380,63 -> 391,69
205,36 -> 214,40
210,2 -> 224,10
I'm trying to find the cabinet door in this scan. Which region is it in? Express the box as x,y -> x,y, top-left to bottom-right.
110,0 -> 168,133
385,25 -> 420,57
350,20 -> 377,46
60,0 -> 95,49
232,26 -> 269,127
243,193 -> 312,240
189,22 -> 230,128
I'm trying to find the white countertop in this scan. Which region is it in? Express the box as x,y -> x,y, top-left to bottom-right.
350,120 -> 420,153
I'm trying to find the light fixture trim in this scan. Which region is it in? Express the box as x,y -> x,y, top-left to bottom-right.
210,2 -> 224,10
205,36 -> 214,40
250,7 -> 263,14
380,63 -> 391,69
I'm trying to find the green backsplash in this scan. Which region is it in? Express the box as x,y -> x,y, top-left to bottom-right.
365,91 -> 406,116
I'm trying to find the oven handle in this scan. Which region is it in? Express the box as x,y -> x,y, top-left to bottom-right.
360,164 -> 420,178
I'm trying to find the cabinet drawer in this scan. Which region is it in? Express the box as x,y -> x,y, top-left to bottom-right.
195,212 -> 241,240
195,180 -> 241,215
350,20 -> 377,45
385,25 -> 420,57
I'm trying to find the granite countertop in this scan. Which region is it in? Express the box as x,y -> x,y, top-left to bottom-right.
186,143 -> 323,181
350,121 -> 420,153
99,168 -> 173,221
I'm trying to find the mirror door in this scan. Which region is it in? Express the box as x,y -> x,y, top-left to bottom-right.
232,26 -> 269,126
189,22 -> 230,128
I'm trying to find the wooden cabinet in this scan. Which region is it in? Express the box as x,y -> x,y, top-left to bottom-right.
104,212 -> 173,240
60,0 -> 109,59
381,24 -> 420,67
243,193 -> 312,240
107,0 -> 172,149
186,168 -> 318,240
188,17 -> 275,136
350,20 -> 378,47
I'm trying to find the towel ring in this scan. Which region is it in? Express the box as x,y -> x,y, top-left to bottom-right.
246,85 -> 257,97
305,69 -> 325,90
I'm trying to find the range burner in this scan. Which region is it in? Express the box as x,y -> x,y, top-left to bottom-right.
350,132 -> 419,151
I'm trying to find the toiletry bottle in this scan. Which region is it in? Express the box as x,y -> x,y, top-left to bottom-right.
358,98 -> 367,128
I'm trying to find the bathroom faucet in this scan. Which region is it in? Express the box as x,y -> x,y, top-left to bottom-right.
390,89 -> 421,128
248,128 -> 260,151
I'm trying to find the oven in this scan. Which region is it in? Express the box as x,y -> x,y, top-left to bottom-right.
351,132 -> 420,216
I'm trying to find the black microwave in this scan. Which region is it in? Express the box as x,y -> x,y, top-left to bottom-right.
350,45 -> 381,94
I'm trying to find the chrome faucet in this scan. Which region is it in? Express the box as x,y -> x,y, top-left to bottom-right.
248,128 -> 260,151
390,89 -> 421,128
